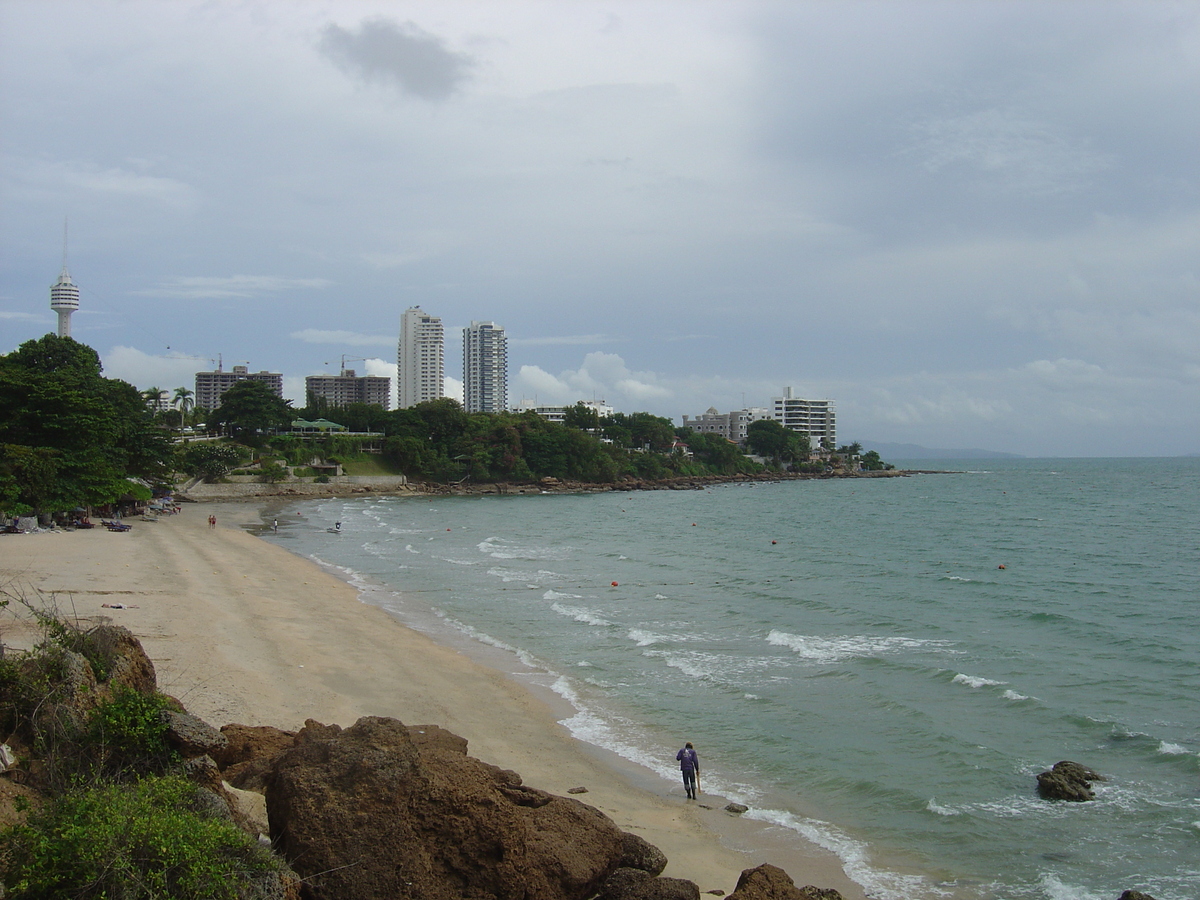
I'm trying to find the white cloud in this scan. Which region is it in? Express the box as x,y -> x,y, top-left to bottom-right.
100,346 -> 206,392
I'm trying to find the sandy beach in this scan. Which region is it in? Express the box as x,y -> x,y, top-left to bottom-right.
0,504 -> 868,899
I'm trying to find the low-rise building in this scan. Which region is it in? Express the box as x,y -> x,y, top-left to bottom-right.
305,369 -> 391,409
515,399 -> 614,423
681,406 -> 773,443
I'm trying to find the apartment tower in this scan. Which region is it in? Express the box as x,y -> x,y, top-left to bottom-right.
462,321 -> 508,414
397,307 -> 444,408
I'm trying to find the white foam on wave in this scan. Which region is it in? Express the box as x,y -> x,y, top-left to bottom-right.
653,593 -> 669,600
743,807 -> 934,900
925,798 -> 961,816
477,535 -> 569,561
551,602 -> 612,627
487,566 -> 557,584
766,631 -> 955,663
434,612 -> 541,670
952,673 -> 1007,689
404,544 -> 420,554
1002,689 -> 1032,701
543,589 -> 581,601
1156,741 -> 1191,756
940,575 -> 973,582
628,628 -> 673,647
1037,872 -> 1102,900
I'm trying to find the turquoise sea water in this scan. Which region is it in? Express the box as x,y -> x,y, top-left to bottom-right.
262,458 -> 1199,900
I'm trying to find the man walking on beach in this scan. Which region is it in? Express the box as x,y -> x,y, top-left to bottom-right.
676,741 -> 699,799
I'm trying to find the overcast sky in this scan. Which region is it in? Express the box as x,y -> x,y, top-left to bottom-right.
2,1 -> 1197,457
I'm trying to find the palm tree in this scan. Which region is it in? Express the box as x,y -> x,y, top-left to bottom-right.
173,387 -> 194,430
142,387 -> 165,411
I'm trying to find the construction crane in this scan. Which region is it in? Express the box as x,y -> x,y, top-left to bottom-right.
324,355 -> 370,375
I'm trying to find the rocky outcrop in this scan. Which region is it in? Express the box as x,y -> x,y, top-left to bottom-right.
163,709 -> 227,757
215,724 -> 298,791
266,716 -> 652,900
1117,892 -> 1158,900
726,864 -> 844,900
620,832 -> 669,877
1036,760 -> 1105,801
597,868 -> 701,900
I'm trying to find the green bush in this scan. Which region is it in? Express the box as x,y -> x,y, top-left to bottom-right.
89,687 -> 173,770
1,775 -> 280,899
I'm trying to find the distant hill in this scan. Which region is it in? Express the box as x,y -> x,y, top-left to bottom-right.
852,441 -> 1024,460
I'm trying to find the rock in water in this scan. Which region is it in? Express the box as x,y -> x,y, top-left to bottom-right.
1036,760 -> 1105,801
266,715 -> 640,900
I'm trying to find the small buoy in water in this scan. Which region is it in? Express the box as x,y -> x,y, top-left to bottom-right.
446,528 -> 451,531
692,523 -> 697,526
771,540 -> 777,545
611,581 -> 618,587
998,564 -> 1006,570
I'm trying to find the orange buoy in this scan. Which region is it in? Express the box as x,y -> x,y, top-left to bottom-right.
611,581 -> 619,587
998,564 -> 1006,569
771,540 -> 777,545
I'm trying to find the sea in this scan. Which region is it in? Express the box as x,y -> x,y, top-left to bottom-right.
258,458 -> 1199,900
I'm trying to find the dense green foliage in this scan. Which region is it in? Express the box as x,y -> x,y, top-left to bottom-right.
206,380 -> 293,446
177,442 -> 244,479
0,335 -> 174,514
746,418 -> 812,466
1,775 -> 280,899
268,398 -> 766,483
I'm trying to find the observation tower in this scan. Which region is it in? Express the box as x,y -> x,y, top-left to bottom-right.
50,223 -> 79,338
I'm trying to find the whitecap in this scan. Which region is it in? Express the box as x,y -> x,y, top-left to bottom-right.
1037,872 -> 1102,900
628,628 -> 672,646
952,673 -> 1007,689
925,798 -> 961,816
766,630 -> 955,663
1002,689 -> 1031,701
1157,741 -> 1191,756
551,603 -> 612,627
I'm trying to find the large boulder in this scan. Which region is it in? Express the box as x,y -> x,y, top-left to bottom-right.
215,724 -> 297,791
597,868 -> 700,900
266,716 -> 638,900
726,864 -> 844,900
1036,760 -> 1105,802
163,710 -> 227,757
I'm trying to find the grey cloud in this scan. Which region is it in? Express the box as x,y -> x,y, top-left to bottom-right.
319,18 -> 473,100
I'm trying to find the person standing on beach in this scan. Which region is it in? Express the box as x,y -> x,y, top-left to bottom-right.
676,742 -> 700,799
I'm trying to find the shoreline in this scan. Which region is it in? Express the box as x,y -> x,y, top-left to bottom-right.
0,501 -> 871,899
179,468 -> 927,502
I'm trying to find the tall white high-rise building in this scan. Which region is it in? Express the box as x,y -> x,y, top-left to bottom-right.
397,307 -> 445,408
771,387 -> 836,448
462,321 -> 507,413
50,223 -> 79,338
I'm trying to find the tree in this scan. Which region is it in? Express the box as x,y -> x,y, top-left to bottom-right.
179,443 -> 242,480
562,402 -> 600,432
0,335 -> 173,514
208,381 -> 293,445
172,387 -> 194,429
746,419 -> 810,469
